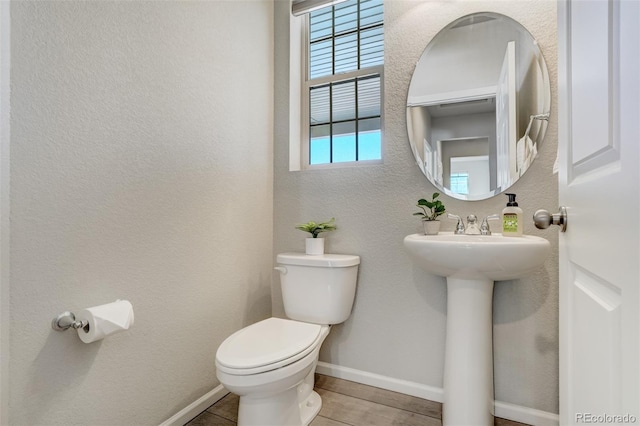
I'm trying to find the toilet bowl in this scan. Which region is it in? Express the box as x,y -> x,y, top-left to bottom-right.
216,318 -> 330,425
215,253 -> 360,426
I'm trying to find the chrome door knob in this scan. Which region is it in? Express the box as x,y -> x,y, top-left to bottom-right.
533,206 -> 568,232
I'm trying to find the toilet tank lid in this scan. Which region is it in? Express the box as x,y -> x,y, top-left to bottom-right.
277,252 -> 360,267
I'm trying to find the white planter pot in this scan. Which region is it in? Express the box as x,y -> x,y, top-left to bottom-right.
422,220 -> 441,235
305,238 -> 325,255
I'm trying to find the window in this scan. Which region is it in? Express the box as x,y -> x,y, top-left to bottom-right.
450,172 -> 470,195
302,0 -> 384,167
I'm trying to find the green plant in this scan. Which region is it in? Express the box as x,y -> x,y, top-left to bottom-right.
295,218 -> 337,238
413,193 -> 446,221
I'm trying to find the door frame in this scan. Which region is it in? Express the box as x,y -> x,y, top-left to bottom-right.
0,1 -> 10,423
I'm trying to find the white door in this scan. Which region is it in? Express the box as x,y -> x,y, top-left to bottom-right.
495,41 -> 517,188
558,0 -> 640,424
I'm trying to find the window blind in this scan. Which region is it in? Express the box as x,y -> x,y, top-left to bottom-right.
308,0 -> 383,79
291,0 -> 349,16
302,0 -> 384,165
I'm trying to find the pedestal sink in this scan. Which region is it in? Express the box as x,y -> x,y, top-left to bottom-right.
403,232 -> 550,425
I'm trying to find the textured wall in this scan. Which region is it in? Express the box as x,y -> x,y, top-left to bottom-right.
9,1 -> 273,424
274,0 -> 559,414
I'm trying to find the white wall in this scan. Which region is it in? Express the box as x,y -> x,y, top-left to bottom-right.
274,0 -> 559,415
8,1 -> 273,424
0,2 -> 10,424
410,14 -> 541,101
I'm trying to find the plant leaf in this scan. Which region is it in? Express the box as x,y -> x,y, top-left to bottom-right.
414,193 -> 445,221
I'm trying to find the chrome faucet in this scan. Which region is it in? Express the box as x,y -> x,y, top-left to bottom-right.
449,213 -> 500,235
465,215 -> 481,235
480,214 -> 500,235
447,214 -> 466,234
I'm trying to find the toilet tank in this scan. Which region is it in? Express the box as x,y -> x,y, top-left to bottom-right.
276,253 -> 360,325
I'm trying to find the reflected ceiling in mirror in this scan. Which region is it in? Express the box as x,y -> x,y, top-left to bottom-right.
406,12 -> 550,201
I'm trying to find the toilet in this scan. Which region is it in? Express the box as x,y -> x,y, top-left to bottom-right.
215,252 -> 360,426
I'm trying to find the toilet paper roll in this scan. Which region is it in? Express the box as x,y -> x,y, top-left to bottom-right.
76,299 -> 134,344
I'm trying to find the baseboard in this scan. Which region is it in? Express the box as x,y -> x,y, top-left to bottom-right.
159,384 -> 229,426
316,361 -> 559,426
494,401 -> 560,426
316,361 -> 444,403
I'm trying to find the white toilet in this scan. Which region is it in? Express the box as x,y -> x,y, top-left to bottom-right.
215,252 -> 360,426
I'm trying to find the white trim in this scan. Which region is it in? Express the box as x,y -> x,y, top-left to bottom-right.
158,385 -> 229,426
307,65 -> 384,87
316,361 -> 444,403
304,158 -> 382,171
407,85 -> 497,108
316,361 -> 559,425
289,13 -> 303,172
0,2 -> 10,424
494,401 -> 560,426
292,0 -> 348,17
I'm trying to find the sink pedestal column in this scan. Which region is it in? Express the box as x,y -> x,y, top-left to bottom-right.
443,277 -> 494,426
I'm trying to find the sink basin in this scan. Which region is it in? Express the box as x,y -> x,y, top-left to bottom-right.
404,232 -> 550,425
403,232 -> 551,280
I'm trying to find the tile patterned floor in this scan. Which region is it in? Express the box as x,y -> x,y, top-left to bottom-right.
186,374 -> 530,426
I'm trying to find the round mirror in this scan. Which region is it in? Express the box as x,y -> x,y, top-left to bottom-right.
406,13 -> 550,201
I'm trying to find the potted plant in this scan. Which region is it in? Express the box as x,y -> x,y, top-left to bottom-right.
413,193 -> 446,235
295,217 -> 337,255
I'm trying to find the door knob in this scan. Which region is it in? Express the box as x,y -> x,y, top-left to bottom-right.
533,206 -> 567,232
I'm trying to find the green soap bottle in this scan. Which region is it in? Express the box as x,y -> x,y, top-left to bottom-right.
502,193 -> 523,237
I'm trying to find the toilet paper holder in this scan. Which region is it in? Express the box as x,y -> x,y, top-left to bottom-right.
51,311 -> 90,333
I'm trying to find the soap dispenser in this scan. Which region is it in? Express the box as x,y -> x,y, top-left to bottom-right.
502,193 -> 523,237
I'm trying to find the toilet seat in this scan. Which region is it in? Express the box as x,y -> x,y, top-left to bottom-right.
216,318 -> 323,376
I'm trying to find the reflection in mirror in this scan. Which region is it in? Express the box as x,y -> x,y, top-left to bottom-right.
407,13 -> 550,201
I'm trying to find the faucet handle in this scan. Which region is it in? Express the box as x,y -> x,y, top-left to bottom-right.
448,214 -> 466,234
480,214 -> 500,235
